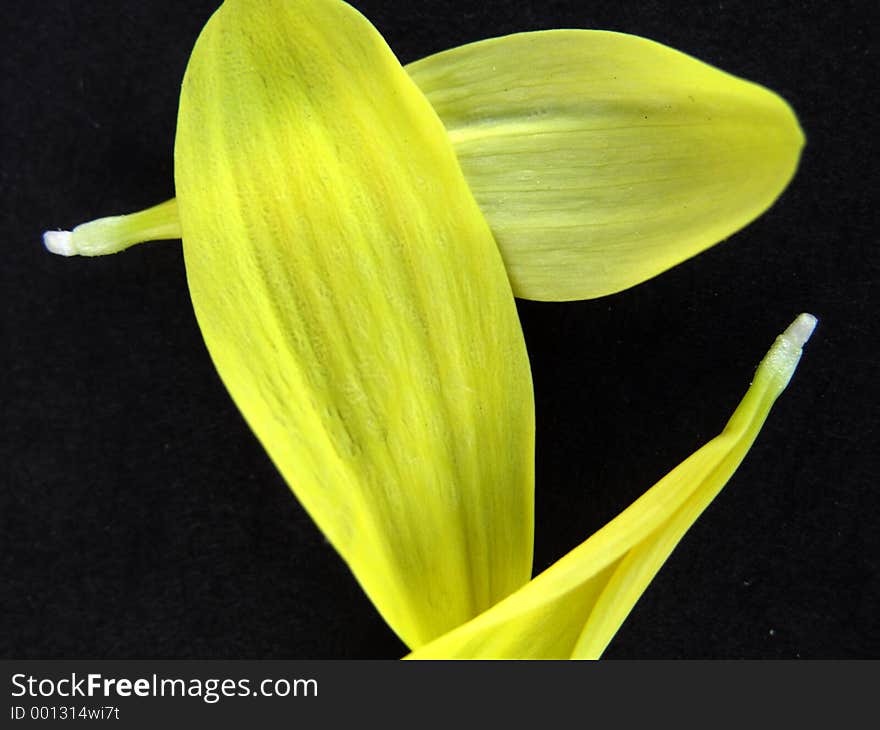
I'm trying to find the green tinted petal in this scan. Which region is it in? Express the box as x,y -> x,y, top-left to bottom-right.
62,30 -> 802,301
174,0 -> 534,648
407,31 -> 804,301
406,315 -> 816,659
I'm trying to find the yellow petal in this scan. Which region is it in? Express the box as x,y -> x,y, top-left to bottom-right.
174,0 -> 534,648
406,314 -> 816,659
407,31 -> 805,301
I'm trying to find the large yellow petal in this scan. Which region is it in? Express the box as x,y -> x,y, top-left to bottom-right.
406,314 -> 816,659
173,0 -> 534,649
407,31 -> 804,301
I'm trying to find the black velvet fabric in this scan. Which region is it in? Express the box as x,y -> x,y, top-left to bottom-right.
2,0 -> 876,659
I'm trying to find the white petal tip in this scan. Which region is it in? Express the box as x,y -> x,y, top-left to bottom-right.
43,230 -> 76,256
783,313 -> 818,349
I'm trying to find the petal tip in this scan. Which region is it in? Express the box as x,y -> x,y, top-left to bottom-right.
784,313 -> 818,349
43,229 -> 75,256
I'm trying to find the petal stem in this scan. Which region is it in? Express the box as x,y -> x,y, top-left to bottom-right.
43,198 -> 180,257
573,313 -> 816,658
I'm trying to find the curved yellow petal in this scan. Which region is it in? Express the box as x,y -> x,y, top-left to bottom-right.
406,314 -> 816,659
174,0 -> 534,648
407,31 -> 805,301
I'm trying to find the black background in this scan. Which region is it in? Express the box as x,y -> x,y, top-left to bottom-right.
2,1 -> 876,659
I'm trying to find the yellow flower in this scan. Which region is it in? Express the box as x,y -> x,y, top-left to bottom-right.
43,0 -> 811,657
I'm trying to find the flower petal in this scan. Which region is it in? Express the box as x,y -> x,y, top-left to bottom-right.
407,31 -> 805,301
406,314 -> 816,659
174,0 -> 534,648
